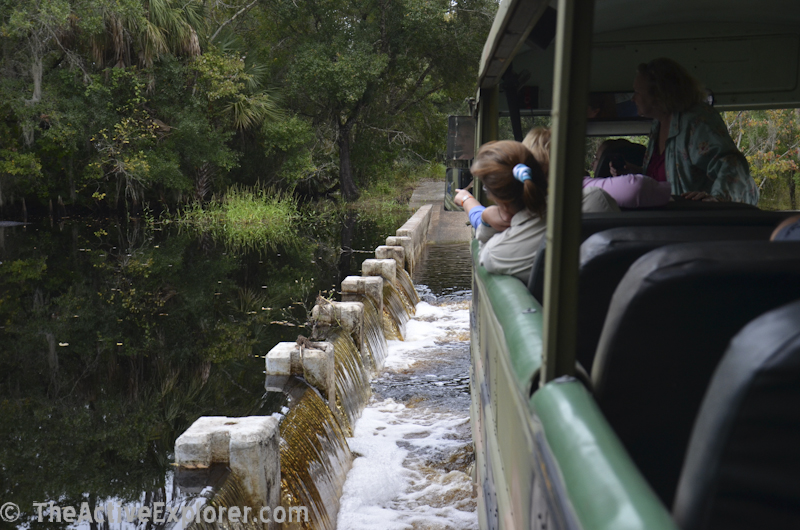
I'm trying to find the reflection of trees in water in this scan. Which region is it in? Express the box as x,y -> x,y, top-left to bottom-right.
0,221 -> 301,521
338,211 -> 358,286
0,209 -> 408,523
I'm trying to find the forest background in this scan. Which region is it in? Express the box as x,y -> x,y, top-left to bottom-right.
0,0 -> 495,217
1,0 -> 799,217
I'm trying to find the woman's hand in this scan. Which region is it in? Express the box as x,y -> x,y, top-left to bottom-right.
481,206 -> 512,232
682,191 -> 718,202
454,188 -> 474,208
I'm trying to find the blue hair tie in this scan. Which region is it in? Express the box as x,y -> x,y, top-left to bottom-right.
513,163 -> 532,183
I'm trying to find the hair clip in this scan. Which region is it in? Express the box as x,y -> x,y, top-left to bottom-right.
513,164 -> 532,183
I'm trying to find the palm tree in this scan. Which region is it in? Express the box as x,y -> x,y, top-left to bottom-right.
90,0 -> 205,70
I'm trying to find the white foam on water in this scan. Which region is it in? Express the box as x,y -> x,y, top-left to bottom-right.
337,300 -> 477,530
384,302 -> 470,370
337,401 -> 477,530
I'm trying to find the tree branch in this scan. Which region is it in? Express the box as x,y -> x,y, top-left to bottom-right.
210,0 -> 259,42
390,64 -> 434,114
393,83 -> 444,115
45,25 -> 91,83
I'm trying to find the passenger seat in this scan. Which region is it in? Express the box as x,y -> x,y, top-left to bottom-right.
576,226 -> 772,372
673,299 -> 800,530
590,241 -> 800,507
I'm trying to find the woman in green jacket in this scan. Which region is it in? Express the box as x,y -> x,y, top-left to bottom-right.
630,57 -> 759,205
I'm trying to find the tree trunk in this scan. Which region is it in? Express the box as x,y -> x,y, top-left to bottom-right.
27,55 -> 43,105
337,121 -> 360,201
194,162 -> 215,202
338,211 -> 358,284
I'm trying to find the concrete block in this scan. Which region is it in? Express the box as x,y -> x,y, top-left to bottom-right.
375,245 -> 405,270
265,342 -> 336,406
392,204 -> 432,275
385,236 -> 413,272
264,342 -> 293,375
362,258 -> 396,284
312,301 -> 364,333
397,204 -> 433,254
175,416 -> 281,517
312,301 -> 367,369
294,341 -> 335,404
341,275 -> 383,316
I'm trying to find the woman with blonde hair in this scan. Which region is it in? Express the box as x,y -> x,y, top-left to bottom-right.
632,57 -> 758,204
523,126 -> 551,173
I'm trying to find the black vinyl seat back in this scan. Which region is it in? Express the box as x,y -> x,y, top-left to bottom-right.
581,209 -> 790,241
591,241 -> 800,507
576,226 -> 773,372
527,209 -> 793,306
673,300 -> 800,530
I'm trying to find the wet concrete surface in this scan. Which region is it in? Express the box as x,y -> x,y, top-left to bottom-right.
410,179 -> 472,245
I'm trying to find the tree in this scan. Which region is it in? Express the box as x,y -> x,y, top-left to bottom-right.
260,0 -> 494,200
0,0 -> 493,211
725,109 -> 800,209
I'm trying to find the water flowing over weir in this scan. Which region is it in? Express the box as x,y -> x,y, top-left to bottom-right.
173,203 -> 480,529
329,329 -> 372,435
362,298 -> 388,370
396,266 -> 421,311
279,378 -> 353,530
383,282 -> 411,341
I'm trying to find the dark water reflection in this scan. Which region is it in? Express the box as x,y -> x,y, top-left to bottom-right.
414,243 -> 473,302
0,210 -> 407,527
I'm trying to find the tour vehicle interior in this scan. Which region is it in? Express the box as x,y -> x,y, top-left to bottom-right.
672,299 -> 800,530
470,0 -> 800,528
591,241 -> 800,506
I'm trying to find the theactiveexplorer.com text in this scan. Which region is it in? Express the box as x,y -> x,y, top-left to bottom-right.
31,501 -> 309,524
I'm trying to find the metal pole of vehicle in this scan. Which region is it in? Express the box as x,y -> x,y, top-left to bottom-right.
541,0 -> 594,385
474,85 -> 499,204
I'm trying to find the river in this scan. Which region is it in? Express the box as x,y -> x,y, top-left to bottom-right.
0,215 -> 475,528
338,243 -> 475,530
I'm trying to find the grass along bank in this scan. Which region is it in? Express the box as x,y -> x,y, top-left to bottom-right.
180,185 -> 300,253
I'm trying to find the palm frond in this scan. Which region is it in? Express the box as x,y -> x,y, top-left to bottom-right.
224,92 -> 284,130
245,61 -> 269,91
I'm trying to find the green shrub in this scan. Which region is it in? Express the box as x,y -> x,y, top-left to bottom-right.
180,185 -> 299,252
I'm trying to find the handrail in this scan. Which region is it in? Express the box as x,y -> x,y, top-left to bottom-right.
472,239 -> 543,393
532,379 -> 679,530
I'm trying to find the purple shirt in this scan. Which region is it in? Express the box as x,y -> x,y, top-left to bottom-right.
582,174 -> 672,208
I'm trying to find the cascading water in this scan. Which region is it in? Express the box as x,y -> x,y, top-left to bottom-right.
328,328 -> 372,435
185,471 -> 264,530
278,377 -> 353,530
395,266 -> 421,311
336,258 -> 476,529
382,282 -> 410,341
362,298 -> 388,370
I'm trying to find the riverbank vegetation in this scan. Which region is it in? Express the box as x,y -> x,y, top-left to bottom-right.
724,109 -> 800,210
0,0 -> 495,219
179,185 -> 299,252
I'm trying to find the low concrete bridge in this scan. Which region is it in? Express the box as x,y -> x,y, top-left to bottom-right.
409,180 -> 472,245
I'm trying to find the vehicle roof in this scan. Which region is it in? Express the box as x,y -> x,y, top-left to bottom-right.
480,0 -> 800,110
